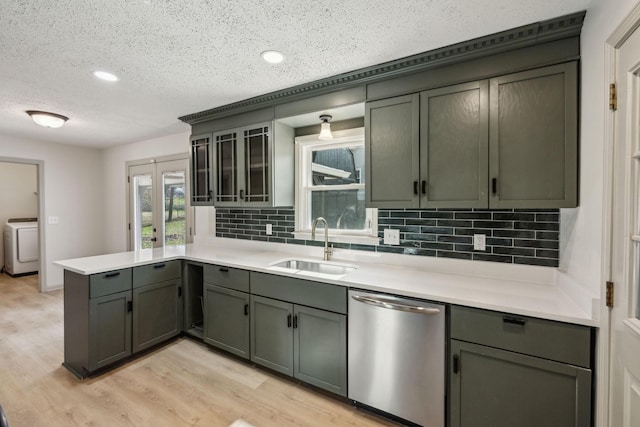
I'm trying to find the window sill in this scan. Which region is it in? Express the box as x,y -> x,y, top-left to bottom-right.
293,231 -> 380,246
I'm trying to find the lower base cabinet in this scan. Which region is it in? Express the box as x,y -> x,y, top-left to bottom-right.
250,294 -> 347,396
449,305 -> 592,427
132,279 -> 181,353
89,290 -> 132,371
204,283 -> 250,358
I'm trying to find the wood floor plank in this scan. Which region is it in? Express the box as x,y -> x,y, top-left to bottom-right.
0,273 -> 397,427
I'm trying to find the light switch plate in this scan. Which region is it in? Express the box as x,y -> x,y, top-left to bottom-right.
48,216 -> 59,225
473,234 -> 486,251
384,228 -> 400,245
266,224 -> 273,235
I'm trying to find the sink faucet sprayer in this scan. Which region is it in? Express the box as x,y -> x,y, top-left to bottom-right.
311,217 -> 333,261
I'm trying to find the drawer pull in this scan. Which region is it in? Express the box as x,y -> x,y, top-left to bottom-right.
153,263 -> 166,269
503,316 -> 526,327
104,272 -> 120,279
219,267 -> 229,273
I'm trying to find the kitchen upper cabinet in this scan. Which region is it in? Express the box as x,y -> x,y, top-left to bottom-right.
365,62 -> 578,209
449,305 -> 592,427
190,133 -> 213,206
420,81 -> 489,208
365,94 -> 419,208
489,62 -> 578,208
209,121 -> 294,207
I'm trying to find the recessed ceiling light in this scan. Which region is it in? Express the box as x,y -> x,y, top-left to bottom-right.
93,70 -> 119,82
261,50 -> 284,64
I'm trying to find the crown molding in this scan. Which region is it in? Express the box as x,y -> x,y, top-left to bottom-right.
179,11 -> 585,125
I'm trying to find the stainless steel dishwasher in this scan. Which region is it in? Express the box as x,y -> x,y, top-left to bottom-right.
348,289 -> 445,427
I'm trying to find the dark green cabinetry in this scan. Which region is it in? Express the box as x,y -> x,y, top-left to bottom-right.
366,62 -> 578,209
191,133 -> 213,206
201,121 -> 294,207
449,305 -> 592,427
249,272 -> 347,396
203,264 -> 250,358
64,268 -> 133,378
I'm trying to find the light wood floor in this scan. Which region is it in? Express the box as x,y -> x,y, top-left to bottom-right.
0,273 -> 396,427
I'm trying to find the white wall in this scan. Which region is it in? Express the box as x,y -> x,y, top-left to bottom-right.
102,131 -> 190,253
0,136 -> 105,290
0,162 -> 38,270
556,0 -> 639,311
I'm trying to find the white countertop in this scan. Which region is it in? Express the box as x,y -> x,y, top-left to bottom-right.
55,238 -> 597,327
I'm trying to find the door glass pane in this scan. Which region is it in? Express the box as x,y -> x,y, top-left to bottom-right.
133,174 -> 153,250
191,138 -> 210,201
246,127 -> 268,202
216,132 -> 236,202
163,170 -> 186,246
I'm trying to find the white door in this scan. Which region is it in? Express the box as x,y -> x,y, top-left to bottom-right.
129,159 -> 191,250
609,19 -> 640,427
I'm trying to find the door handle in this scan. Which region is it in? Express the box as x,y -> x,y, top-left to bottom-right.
239,189 -> 245,200
453,354 -> 460,374
293,315 -> 298,329
244,304 -> 249,316
351,294 -> 441,315
287,313 -> 292,328
150,237 -> 157,242
413,181 -> 418,195
421,180 -> 427,195
492,178 -> 498,195
127,301 -> 133,312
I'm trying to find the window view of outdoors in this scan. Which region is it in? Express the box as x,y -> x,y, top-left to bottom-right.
162,172 -> 186,246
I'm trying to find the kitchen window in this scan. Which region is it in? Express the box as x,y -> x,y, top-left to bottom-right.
293,127 -> 378,245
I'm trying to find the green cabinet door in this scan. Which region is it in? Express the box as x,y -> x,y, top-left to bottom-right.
191,133 -> 213,206
420,81 -> 489,208
203,283 -> 250,359
450,340 -> 591,427
88,290 -> 132,371
365,94 -> 420,208
250,295 -> 293,376
489,62 -> 578,208
294,305 -> 347,396
132,279 -> 181,353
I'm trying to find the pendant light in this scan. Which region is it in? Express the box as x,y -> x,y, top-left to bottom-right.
319,115 -> 333,140
26,110 -> 69,128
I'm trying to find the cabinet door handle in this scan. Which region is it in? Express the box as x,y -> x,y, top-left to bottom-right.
178,286 -> 182,297
127,301 -> 133,312
413,181 -> 419,195
219,267 -> 229,273
503,316 -> 526,327
453,354 -> 460,374
287,313 -> 292,328
239,189 -> 245,200
244,304 -> 249,316
421,180 -> 427,195
492,178 -> 497,195
293,315 -> 298,329
104,272 -> 120,279
153,263 -> 166,269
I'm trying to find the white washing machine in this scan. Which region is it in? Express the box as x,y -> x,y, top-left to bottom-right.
3,219 -> 39,276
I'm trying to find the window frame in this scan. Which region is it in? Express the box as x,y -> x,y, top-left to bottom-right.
293,127 -> 379,245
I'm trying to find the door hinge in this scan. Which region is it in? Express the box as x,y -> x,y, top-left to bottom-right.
606,281 -> 614,308
609,83 -> 617,111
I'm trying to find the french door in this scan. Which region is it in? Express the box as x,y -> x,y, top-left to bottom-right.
129,158 -> 192,250
609,9 -> 640,427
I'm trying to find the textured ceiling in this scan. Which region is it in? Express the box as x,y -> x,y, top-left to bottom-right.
0,0 -> 592,149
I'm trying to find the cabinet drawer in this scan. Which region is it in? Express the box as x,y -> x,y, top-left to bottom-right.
90,268 -> 132,298
250,272 -> 346,314
133,260 -> 181,288
203,264 -> 250,292
451,305 -> 592,368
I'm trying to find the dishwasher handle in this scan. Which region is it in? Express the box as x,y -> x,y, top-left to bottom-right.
352,294 -> 441,315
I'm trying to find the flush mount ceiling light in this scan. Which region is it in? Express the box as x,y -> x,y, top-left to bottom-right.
318,115 -> 333,140
26,110 -> 69,128
261,50 -> 284,64
93,70 -> 119,82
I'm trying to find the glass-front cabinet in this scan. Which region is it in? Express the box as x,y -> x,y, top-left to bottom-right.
190,134 -> 212,206
190,121 -> 294,207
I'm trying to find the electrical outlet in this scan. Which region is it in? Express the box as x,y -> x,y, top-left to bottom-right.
48,216 -> 59,225
266,224 -> 273,235
384,228 -> 400,245
473,234 -> 486,251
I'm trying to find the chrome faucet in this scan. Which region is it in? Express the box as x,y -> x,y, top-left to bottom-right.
311,217 -> 333,261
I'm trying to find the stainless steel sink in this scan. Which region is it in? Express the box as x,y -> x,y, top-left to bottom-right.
269,259 -> 358,277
